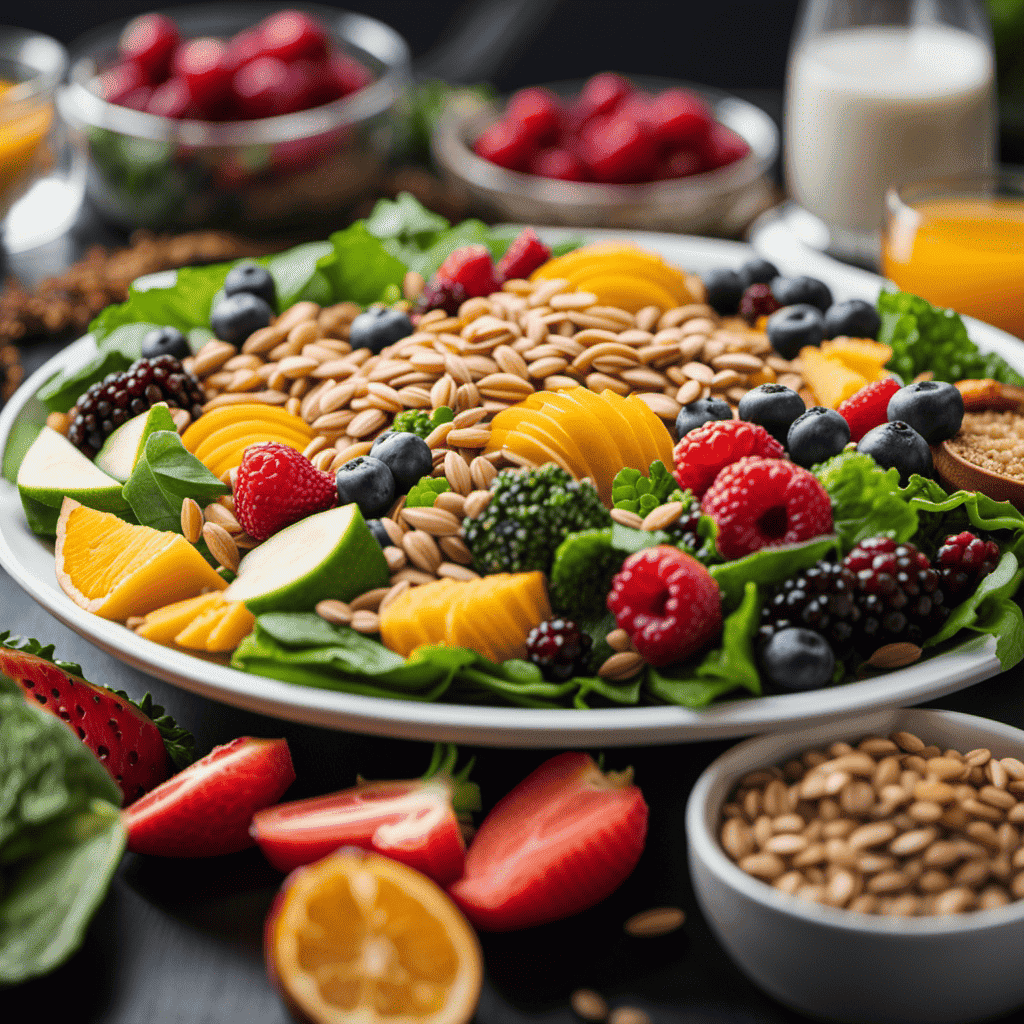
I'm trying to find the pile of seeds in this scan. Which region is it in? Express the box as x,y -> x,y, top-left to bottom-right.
720,731 -> 1024,916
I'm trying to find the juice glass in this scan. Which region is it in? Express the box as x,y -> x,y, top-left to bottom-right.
882,171 -> 1024,338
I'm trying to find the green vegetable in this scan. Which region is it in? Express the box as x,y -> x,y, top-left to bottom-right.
815,451 -> 919,552
390,81 -> 497,165
391,406 -> 453,439
646,581 -> 762,708
405,476 -> 451,508
463,464 -> 610,576
877,290 -> 1024,385
549,528 -> 627,620
611,460 -> 684,515
0,675 -> 125,984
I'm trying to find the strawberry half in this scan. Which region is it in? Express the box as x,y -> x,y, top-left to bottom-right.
497,228 -> 551,282
433,244 -> 500,298
0,631 -> 194,805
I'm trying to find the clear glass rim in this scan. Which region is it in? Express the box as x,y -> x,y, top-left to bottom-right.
886,167 -> 1024,219
0,27 -> 67,106
58,2 -> 410,147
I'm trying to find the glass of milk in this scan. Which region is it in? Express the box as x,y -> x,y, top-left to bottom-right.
784,0 -> 996,264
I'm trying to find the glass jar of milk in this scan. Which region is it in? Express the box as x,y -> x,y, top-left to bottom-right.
785,0 -> 995,261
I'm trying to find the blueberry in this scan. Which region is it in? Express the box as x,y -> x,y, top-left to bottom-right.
823,298 -> 881,340
737,384 -> 806,444
857,420 -> 933,483
366,518 -> 390,548
140,326 -> 190,360
335,455 -> 396,520
701,268 -> 744,315
886,380 -> 964,443
675,396 -> 733,438
349,306 -> 415,354
759,627 -> 836,692
223,261 -> 276,308
786,406 -> 851,467
210,292 -> 274,344
370,432 -> 432,493
765,303 -> 825,359
737,257 -> 779,288
770,275 -> 833,313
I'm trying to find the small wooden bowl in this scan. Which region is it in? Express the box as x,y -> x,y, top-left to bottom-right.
933,380 -> 1024,512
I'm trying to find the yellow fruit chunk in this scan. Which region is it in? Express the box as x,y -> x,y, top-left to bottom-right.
570,273 -> 679,314
203,435 -> 308,479
136,593 -> 256,652
206,600 -> 257,651
192,420 -> 313,461
623,393 -> 676,466
181,406 -> 313,452
55,499 -> 226,621
135,593 -> 227,644
800,347 -> 868,410
266,849 -> 482,1024
379,578 -> 460,657
819,338 -> 893,379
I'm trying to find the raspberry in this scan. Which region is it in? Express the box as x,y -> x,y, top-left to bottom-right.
496,228 -> 551,282
416,280 -> 467,317
700,456 -> 834,560
672,419 -> 784,496
234,442 -> 337,541
837,378 -> 902,443
607,546 -> 722,666
434,245 -> 500,298
738,283 -> 781,324
936,531 -> 1000,602
526,619 -> 593,681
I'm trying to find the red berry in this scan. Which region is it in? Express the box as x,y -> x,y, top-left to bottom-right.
258,10 -> 329,63
936,531 -> 1001,600
673,419 -> 784,496
614,91 -> 655,128
119,13 -> 179,80
649,89 -> 714,146
474,119 -> 536,171
700,123 -> 750,170
328,54 -> 372,96
231,56 -> 293,118
234,442 -> 338,541
506,87 -> 562,144
607,547 -> 722,666
496,228 -> 551,282
738,283 -> 781,324
656,148 -> 704,179
224,30 -> 264,77
434,244 -> 499,298
121,85 -> 154,111
580,113 -> 658,183
700,456 -> 834,560
146,77 -> 200,119
530,147 -> 587,181
172,38 -> 231,115
98,61 -> 150,105
579,72 -> 633,120
837,378 -> 903,443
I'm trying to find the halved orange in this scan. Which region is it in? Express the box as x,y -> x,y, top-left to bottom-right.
266,849 -> 482,1024
55,498 -> 226,621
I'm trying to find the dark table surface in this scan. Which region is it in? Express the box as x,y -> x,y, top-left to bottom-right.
4,205 -> 1024,1024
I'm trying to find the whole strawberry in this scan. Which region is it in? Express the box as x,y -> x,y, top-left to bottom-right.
235,442 -> 337,541
606,546 -> 722,666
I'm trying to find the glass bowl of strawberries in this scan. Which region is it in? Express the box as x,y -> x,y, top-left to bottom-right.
433,72 -> 778,236
57,4 -> 410,233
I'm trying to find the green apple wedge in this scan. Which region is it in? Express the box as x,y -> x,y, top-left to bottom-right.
223,504 -> 389,614
17,428 -> 132,537
94,403 -> 177,482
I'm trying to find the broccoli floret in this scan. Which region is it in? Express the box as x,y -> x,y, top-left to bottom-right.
463,464 -> 611,576
406,475 -> 451,508
391,406 -> 454,439
549,528 -> 627,620
611,460 -> 685,515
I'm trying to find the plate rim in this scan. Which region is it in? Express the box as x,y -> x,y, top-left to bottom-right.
0,229 -> 1012,747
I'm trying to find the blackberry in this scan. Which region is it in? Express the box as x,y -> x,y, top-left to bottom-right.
665,498 -> 703,553
936,531 -> 1000,603
67,355 -> 205,457
843,536 -> 948,647
759,558 -> 861,655
526,618 -> 593,681
417,280 -> 468,317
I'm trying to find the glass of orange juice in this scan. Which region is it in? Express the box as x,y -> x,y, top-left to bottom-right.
882,170 -> 1024,338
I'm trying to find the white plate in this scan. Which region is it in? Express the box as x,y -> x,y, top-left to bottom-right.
1,230 -> 1019,747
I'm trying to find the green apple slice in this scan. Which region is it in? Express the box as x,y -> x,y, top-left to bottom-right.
94,403 -> 177,482
17,428 -> 131,536
224,504 -> 389,614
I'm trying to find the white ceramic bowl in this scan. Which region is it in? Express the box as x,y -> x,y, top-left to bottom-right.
686,707 -> 1024,1024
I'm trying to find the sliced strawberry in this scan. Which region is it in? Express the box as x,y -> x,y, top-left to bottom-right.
448,752 -> 648,931
124,736 -> 295,857
433,244 -> 500,298
473,119 -> 535,171
496,228 -> 551,282
838,377 -> 903,442
505,86 -> 561,144
0,632 -> 193,804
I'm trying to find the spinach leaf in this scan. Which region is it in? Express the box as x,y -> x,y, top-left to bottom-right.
317,223 -> 409,306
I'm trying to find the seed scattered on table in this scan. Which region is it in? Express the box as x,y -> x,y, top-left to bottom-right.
623,906 -> 685,937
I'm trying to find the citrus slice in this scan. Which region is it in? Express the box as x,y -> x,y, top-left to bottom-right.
266,849 -> 482,1024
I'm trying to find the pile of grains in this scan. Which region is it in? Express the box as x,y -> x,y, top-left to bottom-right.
720,731 -> 1024,916
946,410 -> 1024,482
